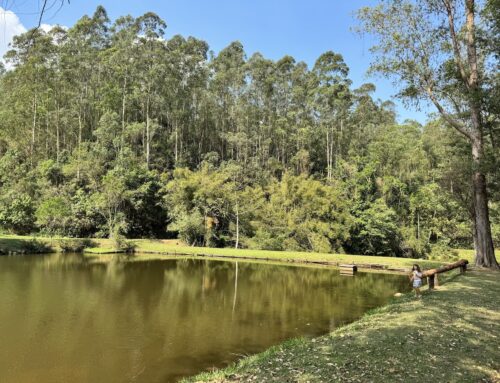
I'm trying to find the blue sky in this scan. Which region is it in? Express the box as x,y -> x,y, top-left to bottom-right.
1,0 -> 431,122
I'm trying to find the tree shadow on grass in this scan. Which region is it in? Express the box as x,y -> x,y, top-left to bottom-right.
0,236 -> 54,254
0,237 -> 31,253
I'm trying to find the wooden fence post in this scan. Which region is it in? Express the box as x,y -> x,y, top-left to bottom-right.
423,259 -> 468,291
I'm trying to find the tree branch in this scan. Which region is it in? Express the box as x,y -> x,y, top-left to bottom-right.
465,0 -> 479,89
424,85 -> 472,140
442,0 -> 470,88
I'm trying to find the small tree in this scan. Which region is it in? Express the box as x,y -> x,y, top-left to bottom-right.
92,170 -> 130,238
36,196 -> 71,234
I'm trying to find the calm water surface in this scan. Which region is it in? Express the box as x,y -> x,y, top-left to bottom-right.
0,254 -> 409,382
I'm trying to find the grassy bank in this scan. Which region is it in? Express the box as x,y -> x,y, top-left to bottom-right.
2,234 -> 498,271
0,234 -> 453,270
186,269 -> 500,383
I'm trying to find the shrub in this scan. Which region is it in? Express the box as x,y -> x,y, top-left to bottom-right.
21,239 -> 53,253
0,194 -> 36,234
57,238 -> 96,253
401,232 -> 430,259
113,235 -> 136,253
428,242 -> 459,261
36,197 -> 71,235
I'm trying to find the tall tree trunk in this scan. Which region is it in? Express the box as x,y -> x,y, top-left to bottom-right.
77,112 -> 82,180
326,126 -> 331,180
174,119 -> 178,165
31,94 -> 37,165
145,97 -> 150,169
464,0 -> 498,268
56,99 -> 60,163
471,135 -> 498,268
121,76 -> 127,154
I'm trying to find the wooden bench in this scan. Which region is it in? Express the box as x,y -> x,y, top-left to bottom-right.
422,259 -> 468,289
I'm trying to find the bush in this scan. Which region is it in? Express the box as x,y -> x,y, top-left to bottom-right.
57,238 -> 96,253
0,194 -> 36,234
428,242 -> 459,261
401,232 -> 430,259
113,235 -> 136,253
21,239 -> 53,253
36,197 -> 71,234
348,199 -> 402,256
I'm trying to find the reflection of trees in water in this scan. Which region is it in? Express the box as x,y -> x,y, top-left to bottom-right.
0,256 -> 408,383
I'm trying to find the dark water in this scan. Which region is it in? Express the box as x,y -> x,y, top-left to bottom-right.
0,254 -> 409,383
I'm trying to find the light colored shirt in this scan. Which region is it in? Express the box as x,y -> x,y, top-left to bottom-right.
412,270 -> 423,282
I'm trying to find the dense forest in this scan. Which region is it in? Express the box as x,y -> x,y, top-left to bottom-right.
0,6 -> 498,258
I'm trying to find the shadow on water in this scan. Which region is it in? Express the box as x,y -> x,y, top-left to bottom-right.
0,253 -> 410,383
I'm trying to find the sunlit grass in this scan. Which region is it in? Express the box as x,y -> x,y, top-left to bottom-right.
1,234 -> 498,271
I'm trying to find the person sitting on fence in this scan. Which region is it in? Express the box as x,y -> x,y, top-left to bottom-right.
409,264 -> 423,299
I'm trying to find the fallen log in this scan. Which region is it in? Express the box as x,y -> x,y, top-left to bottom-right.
422,259 -> 468,289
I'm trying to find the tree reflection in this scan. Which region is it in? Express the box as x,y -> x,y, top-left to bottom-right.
0,256 -> 409,383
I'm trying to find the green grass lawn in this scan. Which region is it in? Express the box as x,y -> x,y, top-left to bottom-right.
82,239 -> 498,269
185,269 -> 500,383
1,234 -> 496,271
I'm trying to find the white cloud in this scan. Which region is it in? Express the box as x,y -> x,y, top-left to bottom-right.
0,7 -> 27,61
40,23 -> 54,33
40,23 -> 68,33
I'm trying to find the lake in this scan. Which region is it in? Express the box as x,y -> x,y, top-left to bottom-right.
0,254 -> 409,382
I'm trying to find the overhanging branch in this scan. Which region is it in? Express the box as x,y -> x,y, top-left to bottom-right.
425,86 -> 472,140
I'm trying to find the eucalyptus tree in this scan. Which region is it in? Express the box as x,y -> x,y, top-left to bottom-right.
132,13 -> 167,169
2,28 -> 57,164
357,0 -> 499,268
163,35 -> 209,166
62,6 -> 110,178
210,41 -> 247,161
289,61 -> 314,174
245,53 -> 276,168
310,52 -> 352,181
103,15 -> 139,141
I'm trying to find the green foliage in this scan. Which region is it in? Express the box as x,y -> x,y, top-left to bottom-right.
490,202 -> 500,248
356,0 -> 499,267
164,166 -> 238,246
0,5 -> 496,258
0,194 -> 36,234
36,196 -> 71,234
21,238 -> 53,253
348,199 -> 402,256
247,174 -> 352,253
112,234 -> 137,253
428,242 -> 459,262
57,238 -> 96,253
